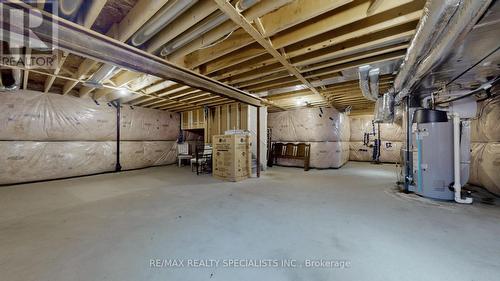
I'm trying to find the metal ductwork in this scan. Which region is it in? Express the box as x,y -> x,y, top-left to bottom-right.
369,68 -> 380,99
130,0 -> 198,47
83,64 -> 118,88
161,10 -> 228,56
160,0 -> 260,56
359,65 -> 380,101
394,0 -> 492,101
59,0 -> 84,20
236,0 -> 261,12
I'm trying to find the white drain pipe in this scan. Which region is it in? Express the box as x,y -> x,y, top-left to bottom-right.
452,113 -> 473,204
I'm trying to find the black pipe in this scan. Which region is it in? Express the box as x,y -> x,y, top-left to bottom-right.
114,100 -> 122,172
404,96 -> 411,192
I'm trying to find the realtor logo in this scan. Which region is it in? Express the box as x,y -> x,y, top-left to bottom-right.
0,1 -> 58,69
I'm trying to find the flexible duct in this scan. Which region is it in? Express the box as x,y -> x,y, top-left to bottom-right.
359,65 -> 380,101
236,0 -> 261,11
359,65 -> 375,101
130,0 -> 198,46
369,68 -> 380,98
160,0 -> 260,56
373,97 -> 384,123
382,92 -> 395,122
161,10 -> 228,56
84,64 -> 117,88
59,0 -> 84,20
394,0 -> 492,101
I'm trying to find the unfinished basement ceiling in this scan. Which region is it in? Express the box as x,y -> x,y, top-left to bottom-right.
19,0 -> 426,113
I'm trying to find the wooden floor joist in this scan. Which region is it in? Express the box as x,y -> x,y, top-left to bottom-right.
214,0 -> 332,107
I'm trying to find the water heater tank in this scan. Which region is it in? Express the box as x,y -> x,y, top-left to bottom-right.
411,109 -> 454,200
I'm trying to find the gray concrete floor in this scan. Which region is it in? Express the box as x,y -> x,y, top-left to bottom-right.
1,162 -> 499,281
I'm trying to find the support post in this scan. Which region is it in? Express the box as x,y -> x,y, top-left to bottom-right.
114,100 -> 122,172
257,106 -> 261,178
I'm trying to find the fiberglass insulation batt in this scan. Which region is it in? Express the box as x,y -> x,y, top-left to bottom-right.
268,107 -> 350,168
469,96 -> 500,195
0,90 -> 180,185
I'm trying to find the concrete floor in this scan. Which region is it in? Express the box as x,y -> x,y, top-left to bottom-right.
1,162 -> 499,281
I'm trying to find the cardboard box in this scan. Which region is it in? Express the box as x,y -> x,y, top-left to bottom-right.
212,134 -> 251,182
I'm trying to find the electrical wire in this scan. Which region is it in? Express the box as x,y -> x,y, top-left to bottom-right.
198,30 -> 234,50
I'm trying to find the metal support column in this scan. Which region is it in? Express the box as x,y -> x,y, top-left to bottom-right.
257,106 -> 261,178
113,100 -> 122,172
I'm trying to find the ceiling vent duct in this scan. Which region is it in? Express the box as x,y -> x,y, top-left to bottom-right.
130,0 -> 198,46
236,0 -> 261,12
369,67 -> 380,99
359,65 -> 380,101
160,0 -> 260,56
59,0 -> 84,20
83,64 -> 117,88
394,0 -> 492,102
161,10 -> 228,56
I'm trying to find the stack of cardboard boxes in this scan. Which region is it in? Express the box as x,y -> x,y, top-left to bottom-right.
212,134 -> 251,182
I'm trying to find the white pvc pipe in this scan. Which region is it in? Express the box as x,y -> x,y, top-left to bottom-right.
453,113 -> 473,204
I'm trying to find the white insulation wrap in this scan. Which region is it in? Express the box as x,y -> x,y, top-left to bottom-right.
0,90 -> 180,141
120,141 -> 178,170
469,143 -> 500,195
468,96 -> 500,195
121,106 -> 180,141
349,141 -> 402,163
0,141 -> 116,185
268,107 -> 350,142
471,97 -> 500,142
0,90 -> 116,141
349,115 -> 404,141
0,141 -> 178,185
275,142 -> 349,169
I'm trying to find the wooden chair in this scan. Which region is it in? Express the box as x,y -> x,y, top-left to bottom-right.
177,142 -> 192,167
191,144 -> 213,175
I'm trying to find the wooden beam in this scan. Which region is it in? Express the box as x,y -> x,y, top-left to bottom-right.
271,0 -> 415,49
259,0 -> 353,37
83,0 -> 107,28
63,0 -> 169,95
44,51 -> 68,93
304,50 -> 406,78
184,28 -> 255,69
169,0 -> 293,63
283,3 -> 422,57
92,71 -> 142,99
146,0 -> 219,53
300,42 -> 410,73
211,53 -> 275,80
203,43 -> 267,75
292,25 -> 416,67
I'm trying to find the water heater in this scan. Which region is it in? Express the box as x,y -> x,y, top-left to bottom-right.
411,109 -> 455,200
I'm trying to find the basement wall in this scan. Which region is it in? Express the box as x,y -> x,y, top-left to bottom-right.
470,96 -> 500,195
0,90 -> 180,185
268,107 -> 350,168
349,115 -> 404,163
